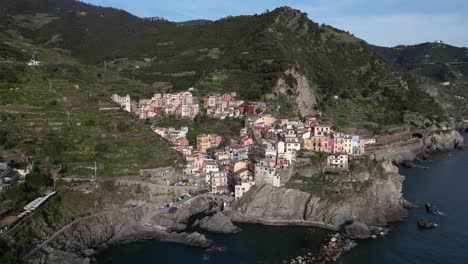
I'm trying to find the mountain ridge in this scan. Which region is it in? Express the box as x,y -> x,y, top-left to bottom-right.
0,0 -> 462,131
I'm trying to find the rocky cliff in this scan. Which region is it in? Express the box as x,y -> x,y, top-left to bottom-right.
373,128 -> 463,163
24,193 -> 239,264
27,204 -> 215,264
423,130 -> 464,153
232,161 -> 407,238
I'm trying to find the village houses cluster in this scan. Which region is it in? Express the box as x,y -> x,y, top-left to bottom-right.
141,92 -> 376,200
112,90 -> 200,120
203,93 -> 267,119
112,90 -> 268,121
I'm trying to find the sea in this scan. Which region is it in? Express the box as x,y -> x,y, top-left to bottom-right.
97,136 -> 468,264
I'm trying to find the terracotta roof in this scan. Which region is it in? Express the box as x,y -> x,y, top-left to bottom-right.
234,168 -> 249,174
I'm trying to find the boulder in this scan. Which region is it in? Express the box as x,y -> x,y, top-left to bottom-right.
343,221 -> 371,239
425,203 -> 439,213
199,212 -> 240,234
417,218 -> 437,229
400,198 -> 418,209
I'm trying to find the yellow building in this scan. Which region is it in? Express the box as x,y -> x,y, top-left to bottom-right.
197,134 -> 212,152
343,136 -> 353,155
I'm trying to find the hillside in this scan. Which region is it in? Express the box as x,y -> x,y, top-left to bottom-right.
0,0 -> 447,132
375,42 -> 468,119
0,32 -> 183,178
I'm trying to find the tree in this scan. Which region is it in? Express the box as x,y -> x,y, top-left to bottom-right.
25,171 -> 51,189
0,130 -> 7,146
95,143 -> 109,156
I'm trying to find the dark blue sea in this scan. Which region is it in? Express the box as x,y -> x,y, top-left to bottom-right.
97,137 -> 468,264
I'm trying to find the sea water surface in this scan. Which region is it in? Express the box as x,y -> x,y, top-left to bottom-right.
98,137 -> 468,264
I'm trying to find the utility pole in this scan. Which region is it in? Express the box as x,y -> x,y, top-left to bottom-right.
94,161 -> 97,181
66,111 -> 71,125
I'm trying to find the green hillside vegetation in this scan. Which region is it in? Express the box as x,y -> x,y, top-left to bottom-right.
375,42 -> 468,119
0,33 -> 183,179
0,1 -> 448,131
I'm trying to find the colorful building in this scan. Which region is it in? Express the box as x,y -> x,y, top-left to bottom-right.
196,134 -> 223,152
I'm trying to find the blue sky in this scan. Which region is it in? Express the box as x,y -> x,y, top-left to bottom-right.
84,0 -> 468,47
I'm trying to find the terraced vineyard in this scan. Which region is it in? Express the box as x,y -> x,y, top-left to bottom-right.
0,34 -> 183,179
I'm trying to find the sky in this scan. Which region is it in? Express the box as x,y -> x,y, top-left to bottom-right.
84,0 -> 468,47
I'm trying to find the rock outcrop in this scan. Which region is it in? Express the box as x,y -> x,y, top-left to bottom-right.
343,221 -> 371,239
268,67 -> 318,117
26,195 -> 234,264
198,212 -> 240,234
423,130 -> 464,153
232,161 -> 408,238
417,218 -> 438,229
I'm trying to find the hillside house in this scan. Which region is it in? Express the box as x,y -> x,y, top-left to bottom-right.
326,155 -> 349,169
196,134 -> 223,152
111,94 -> 131,112
235,180 -> 255,199
211,171 -> 228,194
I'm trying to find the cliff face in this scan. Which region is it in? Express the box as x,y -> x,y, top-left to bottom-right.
423,130 -> 464,153
26,200 -> 224,264
373,128 -> 463,163
233,161 -> 407,232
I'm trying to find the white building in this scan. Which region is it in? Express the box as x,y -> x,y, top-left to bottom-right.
314,126 -> 331,137
326,155 -> 349,169
235,181 -> 255,199
363,137 -> 376,145
273,175 -> 281,187
254,163 -> 277,185
285,136 -> 301,154
111,94 -> 131,112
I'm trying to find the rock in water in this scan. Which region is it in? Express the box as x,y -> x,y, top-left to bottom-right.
417,218 -> 437,229
343,221 -> 371,239
199,212 -> 240,233
400,198 -> 418,209
425,203 -> 439,213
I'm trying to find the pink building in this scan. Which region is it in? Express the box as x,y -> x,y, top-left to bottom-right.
304,117 -> 318,128
246,102 -> 267,117
211,171 -> 228,194
332,133 -> 345,154
359,139 -> 366,155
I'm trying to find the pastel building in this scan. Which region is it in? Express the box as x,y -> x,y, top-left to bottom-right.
196,134 -> 223,152
285,136 -> 301,154
211,171 -> 228,194
332,133 -> 345,154
352,135 -> 361,155
246,102 -> 267,117
343,135 -> 353,155
311,136 -> 330,152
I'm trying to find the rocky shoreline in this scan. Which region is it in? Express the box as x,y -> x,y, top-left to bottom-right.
24,129 -> 464,264
284,233 -> 354,264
